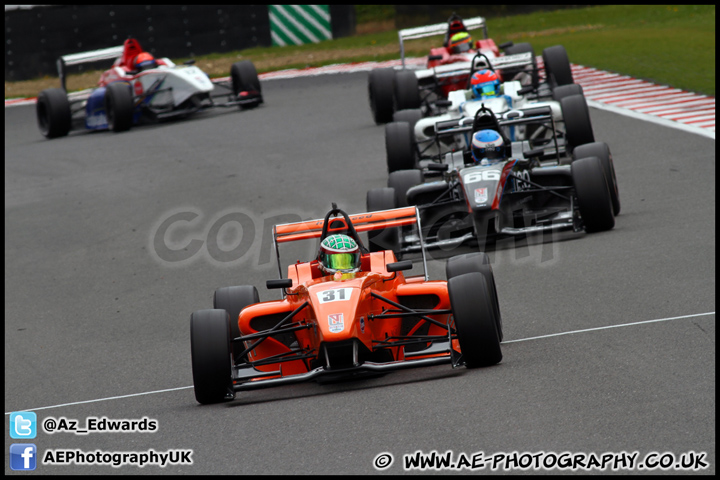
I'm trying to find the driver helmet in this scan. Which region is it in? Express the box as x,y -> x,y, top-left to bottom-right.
319,234 -> 361,274
448,32 -> 472,54
135,52 -> 156,71
471,129 -> 505,163
471,69 -> 500,98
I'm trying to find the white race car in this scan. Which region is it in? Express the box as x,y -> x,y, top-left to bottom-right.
384,49 -> 594,174
36,37 -> 263,139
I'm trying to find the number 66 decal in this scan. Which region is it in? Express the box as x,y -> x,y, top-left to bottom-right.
463,170 -> 501,183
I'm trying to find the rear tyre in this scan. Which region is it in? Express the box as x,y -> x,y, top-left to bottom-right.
573,142 -> 620,216
105,82 -> 134,132
368,68 -> 395,124
366,187 -> 400,255
446,253 -> 502,342
190,309 -> 234,404
231,60 -> 262,109
448,272 -> 502,368
572,156 -> 615,233
36,88 -> 71,139
387,169 -> 424,207
213,286 -> 260,364
385,121 -> 416,173
542,45 -> 573,88
394,70 -> 421,111
560,94 -> 594,150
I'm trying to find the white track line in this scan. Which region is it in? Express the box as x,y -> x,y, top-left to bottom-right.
5,311 -> 714,415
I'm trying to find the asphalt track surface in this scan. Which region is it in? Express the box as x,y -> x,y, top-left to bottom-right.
5,72 -> 715,475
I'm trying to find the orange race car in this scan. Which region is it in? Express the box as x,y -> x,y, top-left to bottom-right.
190,205 -> 503,404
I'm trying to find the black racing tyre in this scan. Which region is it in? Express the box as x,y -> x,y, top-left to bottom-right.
190,309 -> 234,404
368,68 -> 395,124
231,60 -> 262,109
388,169 -> 424,207
385,121 -> 416,173
366,187 -> 400,255
572,156 -> 615,233
501,42 -> 539,88
445,252 -> 502,342
573,142 -> 620,216
393,70 -> 421,111
36,88 -> 71,139
213,285 -> 260,364
542,45 -> 573,87
104,82 -> 134,132
448,272 -> 502,368
560,94 -> 594,149
392,108 -> 423,128
552,83 -> 584,102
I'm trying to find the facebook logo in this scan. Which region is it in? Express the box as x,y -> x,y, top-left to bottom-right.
10,412 -> 37,439
10,444 -> 37,471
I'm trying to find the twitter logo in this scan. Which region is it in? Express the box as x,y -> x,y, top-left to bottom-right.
10,412 -> 37,439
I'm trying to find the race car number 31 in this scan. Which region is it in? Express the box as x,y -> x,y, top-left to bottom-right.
317,288 -> 353,304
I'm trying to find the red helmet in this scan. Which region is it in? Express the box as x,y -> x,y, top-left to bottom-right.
135,52 -> 156,71
470,69 -> 500,98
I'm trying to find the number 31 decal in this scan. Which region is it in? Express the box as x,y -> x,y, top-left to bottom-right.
317,288 -> 354,304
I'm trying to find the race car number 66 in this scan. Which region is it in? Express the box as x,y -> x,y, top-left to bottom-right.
317,288 -> 353,304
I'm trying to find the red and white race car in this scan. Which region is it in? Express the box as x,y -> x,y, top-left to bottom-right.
36,37 -> 263,139
368,15 -> 544,124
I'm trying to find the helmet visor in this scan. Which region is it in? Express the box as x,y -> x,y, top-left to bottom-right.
325,252 -> 360,271
473,83 -> 497,97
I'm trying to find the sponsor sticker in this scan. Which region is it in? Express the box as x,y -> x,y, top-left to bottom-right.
328,313 -> 344,333
474,187 -> 488,204
134,80 -> 143,96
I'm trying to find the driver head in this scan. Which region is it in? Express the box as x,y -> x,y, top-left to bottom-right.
471,69 -> 500,98
319,234 -> 360,274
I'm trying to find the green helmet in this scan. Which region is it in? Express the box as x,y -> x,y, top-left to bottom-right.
319,234 -> 360,273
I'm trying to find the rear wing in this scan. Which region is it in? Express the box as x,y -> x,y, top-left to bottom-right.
415,51 -> 535,82
272,206 -> 429,280
399,16 -> 487,68
56,45 -> 124,91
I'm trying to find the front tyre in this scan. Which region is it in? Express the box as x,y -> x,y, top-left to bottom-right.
385,121 -> 416,173
104,82 -> 134,132
573,142 -> 620,216
190,309 -> 234,404
231,60 -> 263,109
213,286 -> 260,365
572,156 -> 615,233
368,68 -> 395,124
448,272 -> 502,368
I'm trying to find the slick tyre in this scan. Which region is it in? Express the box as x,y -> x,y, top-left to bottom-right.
388,168 -> 424,207
560,94 -> 594,149
190,309 -> 234,404
572,156 -> 615,233
231,60 -> 262,109
394,70 -> 421,111
573,142 -> 620,216
448,272 -> 502,368
385,121 -> 416,173
368,68 -> 395,124
446,253 -> 503,342
213,285 -> 260,364
552,83 -> 584,102
366,187 -> 400,255
104,82 -> 134,132
36,88 -> 71,139
542,45 -> 573,88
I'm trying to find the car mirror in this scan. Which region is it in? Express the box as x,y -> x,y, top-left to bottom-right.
428,54 -> 443,61
498,41 -> 514,50
387,260 -> 413,272
267,278 -> 293,289
426,162 -> 449,172
518,86 -> 534,95
523,148 -> 544,159
435,99 -> 452,107
184,59 -> 196,65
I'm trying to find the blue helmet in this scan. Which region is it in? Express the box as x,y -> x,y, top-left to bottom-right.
471,129 -> 505,163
